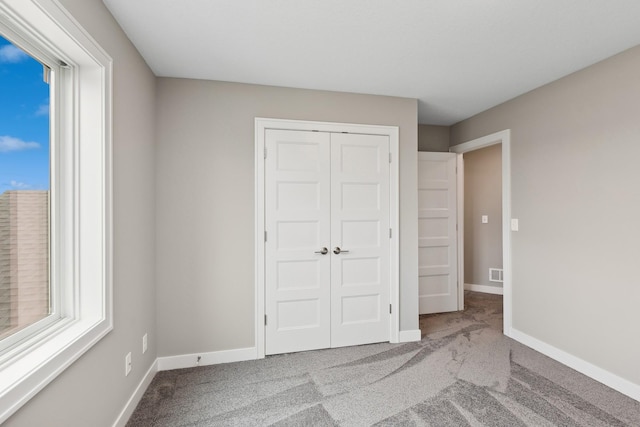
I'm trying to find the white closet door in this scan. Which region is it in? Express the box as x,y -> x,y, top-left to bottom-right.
265,129 -> 331,355
418,152 -> 458,314
330,133 -> 390,347
264,130 -> 391,355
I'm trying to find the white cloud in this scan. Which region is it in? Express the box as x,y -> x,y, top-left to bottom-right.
10,180 -> 31,189
0,44 -> 28,63
35,104 -> 50,116
0,135 -> 41,152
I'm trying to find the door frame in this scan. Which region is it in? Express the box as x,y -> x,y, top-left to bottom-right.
450,129 -> 512,336
254,118 -> 400,359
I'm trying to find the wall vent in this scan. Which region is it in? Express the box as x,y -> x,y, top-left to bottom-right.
489,268 -> 504,282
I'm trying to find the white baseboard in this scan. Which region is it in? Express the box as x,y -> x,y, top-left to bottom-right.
398,329 -> 422,342
112,359 -> 158,427
114,348 -> 257,426
510,328 -> 640,402
465,283 -> 504,295
157,347 -> 257,371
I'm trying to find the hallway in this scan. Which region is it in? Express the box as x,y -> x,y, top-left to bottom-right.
420,290 -> 503,336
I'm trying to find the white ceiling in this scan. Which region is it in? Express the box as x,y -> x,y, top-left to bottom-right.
103,0 -> 640,125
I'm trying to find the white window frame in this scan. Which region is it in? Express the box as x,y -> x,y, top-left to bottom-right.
0,16 -> 62,357
0,0 -> 112,423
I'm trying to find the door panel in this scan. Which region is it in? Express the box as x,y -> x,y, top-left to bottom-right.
265,129 -> 331,355
330,133 -> 390,347
418,152 -> 459,314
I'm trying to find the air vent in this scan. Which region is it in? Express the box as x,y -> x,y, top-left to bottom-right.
489,268 -> 504,282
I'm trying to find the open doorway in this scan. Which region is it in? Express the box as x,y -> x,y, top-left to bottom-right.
461,144 -> 503,297
450,130 -> 512,336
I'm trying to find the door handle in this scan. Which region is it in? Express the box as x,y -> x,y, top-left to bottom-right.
333,247 -> 350,254
314,247 -> 328,255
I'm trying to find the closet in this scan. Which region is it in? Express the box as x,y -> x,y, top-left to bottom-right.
263,128 -> 391,355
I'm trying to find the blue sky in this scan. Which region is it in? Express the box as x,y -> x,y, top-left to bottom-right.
0,35 -> 50,194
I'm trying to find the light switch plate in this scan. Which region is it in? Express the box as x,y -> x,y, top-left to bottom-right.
481,215 -> 488,224
511,218 -> 519,231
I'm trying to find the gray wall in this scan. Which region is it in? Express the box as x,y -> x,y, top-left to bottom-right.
451,46 -> 640,386
463,145 -> 502,288
5,0 -> 157,425
155,79 -> 419,357
418,124 -> 449,152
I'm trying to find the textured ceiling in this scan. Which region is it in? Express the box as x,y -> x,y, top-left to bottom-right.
103,0 -> 640,125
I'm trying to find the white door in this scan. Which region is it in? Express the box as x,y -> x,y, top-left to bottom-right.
418,152 -> 459,314
265,130 -> 331,354
265,130 -> 390,354
330,133 -> 390,347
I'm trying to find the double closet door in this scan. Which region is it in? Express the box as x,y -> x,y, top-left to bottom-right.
265,129 -> 390,355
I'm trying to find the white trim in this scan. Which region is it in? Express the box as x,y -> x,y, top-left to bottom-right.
510,329 -> 640,402
464,283 -> 504,295
449,130 -> 510,153
157,347 -> 257,371
450,130 -> 512,337
255,118 -> 400,356
112,360 -> 158,427
389,126 -> 400,344
254,120 -> 265,359
398,329 -> 422,343
456,154 -> 465,310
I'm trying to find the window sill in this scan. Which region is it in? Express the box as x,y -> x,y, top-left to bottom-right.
0,316 -> 112,421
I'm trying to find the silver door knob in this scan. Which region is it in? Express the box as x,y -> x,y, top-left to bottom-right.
314,247 -> 328,255
333,247 -> 350,254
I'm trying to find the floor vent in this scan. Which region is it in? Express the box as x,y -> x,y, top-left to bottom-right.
489,268 -> 504,282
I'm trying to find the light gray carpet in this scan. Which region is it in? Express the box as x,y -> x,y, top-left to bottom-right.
127,292 -> 640,426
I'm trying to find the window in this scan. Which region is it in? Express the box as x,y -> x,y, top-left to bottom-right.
0,34 -> 53,349
0,0 -> 112,422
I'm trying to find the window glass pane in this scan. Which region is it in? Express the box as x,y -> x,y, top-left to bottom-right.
0,35 -> 51,341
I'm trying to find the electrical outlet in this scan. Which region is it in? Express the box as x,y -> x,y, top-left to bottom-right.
125,352 -> 132,376
142,333 -> 148,354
